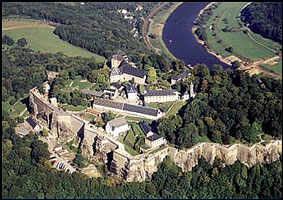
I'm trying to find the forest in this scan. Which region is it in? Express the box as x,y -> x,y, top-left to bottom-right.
2,2 -> 158,60
157,64 -> 282,148
241,2 -> 282,44
2,117 -> 282,198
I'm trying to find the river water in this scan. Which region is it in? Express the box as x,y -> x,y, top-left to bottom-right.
162,2 -> 230,69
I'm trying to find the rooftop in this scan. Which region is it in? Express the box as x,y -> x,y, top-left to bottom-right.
126,83 -> 136,93
144,89 -> 177,97
93,98 -> 124,110
119,62 -> 147,78
108,117 -> 128,128
26,117 -> 38,128
81,89 -> 103,97
92,99 -> 159,117
139,121 -> 151,134
147,133 -> 162,141
111,83 -> 123,90
123,103 -> 158,116
172,71 -> 190,80
104,88 -> 117,93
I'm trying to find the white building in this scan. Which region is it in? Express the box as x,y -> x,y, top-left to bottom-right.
106,117 -> 129,138
104,88 -> 118,99
145,133 -> 166,149
126,83 -> 137,100
190,81 -> 196,99
144,89 -> 179,103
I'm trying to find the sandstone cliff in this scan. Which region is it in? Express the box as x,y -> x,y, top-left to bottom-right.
109,140 -> 282,182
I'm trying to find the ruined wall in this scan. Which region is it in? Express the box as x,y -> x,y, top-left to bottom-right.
111,140 -> 282,182
29,89 -> 84,142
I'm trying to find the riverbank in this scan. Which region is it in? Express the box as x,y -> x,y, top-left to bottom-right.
192,2 -> 232,67
145,2 -> 182,59
192,2 -> 282,77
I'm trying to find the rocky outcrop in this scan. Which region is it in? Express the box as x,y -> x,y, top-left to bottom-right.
110,140 -> 282,182
29,88 -> 84,142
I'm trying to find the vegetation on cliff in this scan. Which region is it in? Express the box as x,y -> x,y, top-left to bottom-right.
157,64 -> 282,148
241,2 -> 282,44
2,119 -> 282,199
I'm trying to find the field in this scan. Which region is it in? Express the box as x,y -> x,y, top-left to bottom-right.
147,2 -> 182,58
62,105 -> 87,112
2,95 -> 29,119
201,2 -> 281,62
165,101 -> 187,118
261,59 -> 282,75
72,80 -> 93,90
2,19 -> 105,61
147,101 -> 174,112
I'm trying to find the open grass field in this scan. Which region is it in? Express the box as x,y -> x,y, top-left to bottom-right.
147,101 -> 174,112
261,59 -> 282,75
202,2 -> 280,62
62,105 -> 87,112
147,2 -> 182,58
72,80 -> 93,90
165,101 -> 187,118
2,96 -> 29,119
125,116 -> 153,123
2,19 -> 105,61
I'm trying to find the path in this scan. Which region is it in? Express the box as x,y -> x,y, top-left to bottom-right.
239,55 -> 281,79
2,24 -> 55,31
142,2 -> 170,50
19,108 -> 27,117
245,28 -> 279,54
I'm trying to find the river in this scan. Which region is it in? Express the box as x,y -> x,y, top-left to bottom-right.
162,2 -> 230,69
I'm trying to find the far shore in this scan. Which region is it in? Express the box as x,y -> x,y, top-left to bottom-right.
146,2 -> 183,60
192,2 -> 233,67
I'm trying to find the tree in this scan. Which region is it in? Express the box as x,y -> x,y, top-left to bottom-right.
41,127 -> 49,137
232,61 -> 241,69
245,121 -> 262,143
2,35 -> 14,46
17,38 -> 27,47
146,67 -> 157,84
225,47 -> 233,53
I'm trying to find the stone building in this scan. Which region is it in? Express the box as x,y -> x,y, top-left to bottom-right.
145,133 -> 166,149
144,89 -> 179,103
106,117 -> 129,138
171,71 -> 191,85
110,61 -> 147,84
111,50 -> 128,68
126,83 -> 137,100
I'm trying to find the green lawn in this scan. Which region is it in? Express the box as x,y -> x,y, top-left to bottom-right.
131,123 -> 144,137
146,102 -> 174,112
3,27 -> 105,61
165,101 -> 187,117
62,105 -> 87,112
202,2 -> 280,61
261,59 -> 282,75
125,116 -> 153,123
124,130 -> 136,146
72,80 -> 93,90
3,96 -> 29,119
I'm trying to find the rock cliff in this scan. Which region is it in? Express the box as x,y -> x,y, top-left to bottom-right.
110,140 -> 282,182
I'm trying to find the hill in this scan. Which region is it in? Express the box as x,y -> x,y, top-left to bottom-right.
241,2 -> 282,44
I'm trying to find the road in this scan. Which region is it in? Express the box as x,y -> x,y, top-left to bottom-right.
40,136 -> 77,173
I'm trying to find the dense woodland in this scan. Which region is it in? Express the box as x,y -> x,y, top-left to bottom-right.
241,2 -> 282,44
2,2 -> 159,60
2,118 -> 282,198
157,64 -> 282,148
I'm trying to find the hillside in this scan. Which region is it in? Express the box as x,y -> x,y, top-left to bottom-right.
2,2 -> 159,60
241,2 -> 282,44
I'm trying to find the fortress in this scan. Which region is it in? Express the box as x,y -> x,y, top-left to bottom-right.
29,86 -> 282,182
